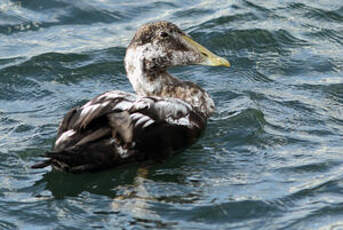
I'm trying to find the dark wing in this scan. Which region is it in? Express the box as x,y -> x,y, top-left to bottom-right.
32,90 -> 206,172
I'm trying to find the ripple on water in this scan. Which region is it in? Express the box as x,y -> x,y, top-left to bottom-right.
0,0 -> 343,229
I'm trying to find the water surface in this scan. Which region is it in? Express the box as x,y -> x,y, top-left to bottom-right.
1,0 -> 343,229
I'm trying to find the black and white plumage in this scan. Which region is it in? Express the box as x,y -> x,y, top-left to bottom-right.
32,21 -> 230,173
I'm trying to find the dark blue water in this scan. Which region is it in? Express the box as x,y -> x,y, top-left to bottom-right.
1,0 -> 343,229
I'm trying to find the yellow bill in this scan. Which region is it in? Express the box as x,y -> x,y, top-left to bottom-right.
182,35 -> 231,68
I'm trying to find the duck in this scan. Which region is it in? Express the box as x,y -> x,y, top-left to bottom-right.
31,21 -> 230,173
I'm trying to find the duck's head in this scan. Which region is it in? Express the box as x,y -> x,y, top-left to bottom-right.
125,21 -> 230,76
124,22 -> 230,117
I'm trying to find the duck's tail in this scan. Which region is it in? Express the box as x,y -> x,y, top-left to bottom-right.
31,111 -> 136,173
31,158 -> 52,169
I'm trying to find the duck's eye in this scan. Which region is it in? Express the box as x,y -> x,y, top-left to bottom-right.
160,32 -> 169,38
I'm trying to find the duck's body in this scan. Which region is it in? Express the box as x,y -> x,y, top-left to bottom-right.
32,21 -> 230,173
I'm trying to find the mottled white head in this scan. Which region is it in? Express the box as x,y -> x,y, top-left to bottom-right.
124,21 -> 230,117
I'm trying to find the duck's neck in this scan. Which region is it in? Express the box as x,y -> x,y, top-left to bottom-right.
124,47 -> 215,117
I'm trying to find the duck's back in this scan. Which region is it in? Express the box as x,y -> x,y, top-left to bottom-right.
32,90 -> 206,172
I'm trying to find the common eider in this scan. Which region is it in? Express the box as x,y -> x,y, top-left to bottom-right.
32,21 -> 230,173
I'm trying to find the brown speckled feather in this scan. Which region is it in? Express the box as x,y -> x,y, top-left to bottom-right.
32,91 -> 206,172
31,21 -> 229,173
